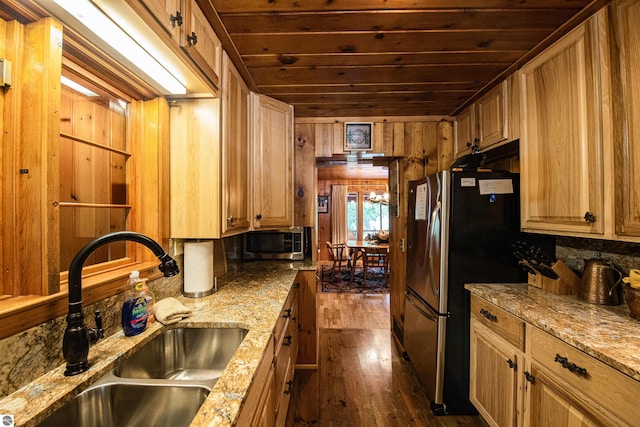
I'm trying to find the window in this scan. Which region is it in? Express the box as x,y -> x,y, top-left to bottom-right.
59,73 -> 131,270
346,189 -> 389,241
363,193 -> 389,239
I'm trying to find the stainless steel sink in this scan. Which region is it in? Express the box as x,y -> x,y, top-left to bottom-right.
114,327 -> 248,382
37,382 -> 209,427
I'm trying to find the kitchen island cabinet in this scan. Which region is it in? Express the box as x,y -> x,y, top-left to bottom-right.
467,284 -> 640,427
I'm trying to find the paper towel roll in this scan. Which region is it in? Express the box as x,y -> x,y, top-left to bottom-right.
183,241 -> 215,297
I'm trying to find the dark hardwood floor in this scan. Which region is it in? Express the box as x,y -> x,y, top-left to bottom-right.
285,290 -> 487,426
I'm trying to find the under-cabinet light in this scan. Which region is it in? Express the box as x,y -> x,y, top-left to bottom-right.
60,75 -> 98,97
50,0 -> 187,95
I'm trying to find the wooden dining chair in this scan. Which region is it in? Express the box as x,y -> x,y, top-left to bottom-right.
323,242 -> 351,282
362,247 -> 389,286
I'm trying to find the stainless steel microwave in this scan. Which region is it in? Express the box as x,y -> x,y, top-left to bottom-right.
242,227 -> 305,260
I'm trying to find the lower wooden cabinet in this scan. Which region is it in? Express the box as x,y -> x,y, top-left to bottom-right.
470,295 -> 640,427
237,280 -> 300,426
470,319 -> 521,427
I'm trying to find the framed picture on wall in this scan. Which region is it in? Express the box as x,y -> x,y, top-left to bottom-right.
389,159 -> 400,217
344,122 -> 373,151
318,195 -> 329,213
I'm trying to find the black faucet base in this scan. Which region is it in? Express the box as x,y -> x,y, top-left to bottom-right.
64,361 -> 89,376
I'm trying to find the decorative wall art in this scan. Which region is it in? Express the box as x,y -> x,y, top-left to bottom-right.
344,122 -> 373,151
318,195 -> 329,213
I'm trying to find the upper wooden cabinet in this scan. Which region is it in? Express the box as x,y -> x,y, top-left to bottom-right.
476,81 -> 508,150
610,0 -> 640,238
169,97 -> 221,238
126,0 -> 221,91
454,104 -> 476,158
251,94 -> 294,229
519,12 -> 606,236
221,52 -> 251,236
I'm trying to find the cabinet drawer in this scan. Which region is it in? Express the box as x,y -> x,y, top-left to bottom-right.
531,327 -> 640,426
274,289 -> 297,344
471,295 -> 525,350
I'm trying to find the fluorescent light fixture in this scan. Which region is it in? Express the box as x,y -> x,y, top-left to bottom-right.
60,75 -> 98,97
51,0 -> 187,95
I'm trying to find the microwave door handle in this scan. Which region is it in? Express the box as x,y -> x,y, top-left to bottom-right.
428,201 -> 442,299
405,291 -> 438,322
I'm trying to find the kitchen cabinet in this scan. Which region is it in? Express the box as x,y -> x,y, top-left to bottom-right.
169,97 -> 221,238
470,296 -> 524,427
610,0 -> 640,238
251,93 -> 294,229
126,0 -> 221,91
476,81 -> 509,150
453,104 -> 476,158
519,12 -> 606,236
221,52 -> 251,236
236,282 -> 298,426
469,295 -> 640,427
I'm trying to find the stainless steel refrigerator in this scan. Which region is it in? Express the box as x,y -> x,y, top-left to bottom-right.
403,170 -> 523,415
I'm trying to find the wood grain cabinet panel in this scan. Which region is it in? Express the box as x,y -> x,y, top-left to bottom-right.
181,0 -> 222,89
519,12 -> 606,236
251,93 -> 294,229
476,81 -> 509,150
454,104 -> 475,159
610,0 -> 640,238
221,52 -> 251,236
129,0 -> 181,41
470,319 -> 521,427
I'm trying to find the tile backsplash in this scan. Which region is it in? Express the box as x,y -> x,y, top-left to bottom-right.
556,236 -> 640,277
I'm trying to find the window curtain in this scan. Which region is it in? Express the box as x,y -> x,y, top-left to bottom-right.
331,184 -> 348,245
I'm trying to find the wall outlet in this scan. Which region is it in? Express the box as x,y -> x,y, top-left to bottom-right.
171,239 -> 185,256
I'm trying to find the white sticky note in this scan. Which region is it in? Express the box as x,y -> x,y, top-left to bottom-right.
460,178 -> 476,187
415,183 -> 428,220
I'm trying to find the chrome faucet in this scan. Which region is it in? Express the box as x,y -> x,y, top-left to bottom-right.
63,231 -> 180,376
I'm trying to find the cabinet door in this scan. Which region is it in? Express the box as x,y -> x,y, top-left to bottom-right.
130,0 -> 182,41
520,14 -> 605,235
454,105 -> 475,159
611,0 -> 640,237
181,0 -> 221,89
470,319 -> 519,427
170,98 -> 221,238
477,81 -> 508,150
252,94 -> 294,229
221,53 -> 251,235
525,365 -> 603,427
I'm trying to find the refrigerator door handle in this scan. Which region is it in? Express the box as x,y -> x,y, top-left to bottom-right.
428,201 -> 442,298
405,290 -> 438,322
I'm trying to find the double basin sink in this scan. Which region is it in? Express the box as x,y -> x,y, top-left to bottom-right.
38,327 -> 248,427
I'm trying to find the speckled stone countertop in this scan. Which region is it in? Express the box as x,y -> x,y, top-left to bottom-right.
0,260 -> 315,427
466,283 -> 640,381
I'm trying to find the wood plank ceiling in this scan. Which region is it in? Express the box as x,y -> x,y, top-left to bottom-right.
204,0 -> 606,118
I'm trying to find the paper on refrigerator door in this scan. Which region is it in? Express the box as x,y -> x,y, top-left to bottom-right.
415,183 -> 428,220
478,179 -> 514,195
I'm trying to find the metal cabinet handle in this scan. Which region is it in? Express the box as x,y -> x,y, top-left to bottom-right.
284,380 -> 294,395
187,31 -> 198,46
283,335 -> 293,347
584,211 -> 596,223
227,216 -> 234,224
524,371 -> 535,384
283,308 -> 292,319
255,213 -> 262,221
480,308 -> 497,322
554,354 -> 588,377
506,358 -> 516,369
169,11 -> 183,27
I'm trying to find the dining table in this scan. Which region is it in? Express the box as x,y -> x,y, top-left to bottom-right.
346,240 -> 390,284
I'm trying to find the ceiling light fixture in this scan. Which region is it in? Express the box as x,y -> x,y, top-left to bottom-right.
42,0 -> 187,95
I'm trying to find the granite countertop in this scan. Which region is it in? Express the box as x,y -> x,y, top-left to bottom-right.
466,283 -> 640,381
0,260 -> 315,427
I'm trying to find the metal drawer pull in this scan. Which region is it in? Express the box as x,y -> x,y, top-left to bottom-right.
506,358 -> 516,369
283,308 -> 292,319
480,308 -> 497,322
284,380 -> 294,395
554,354 -> 588,377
